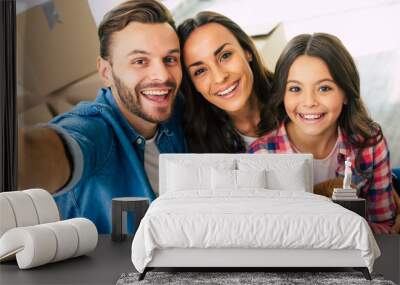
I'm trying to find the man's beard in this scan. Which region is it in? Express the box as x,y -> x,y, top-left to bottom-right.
113,73 -> 177,124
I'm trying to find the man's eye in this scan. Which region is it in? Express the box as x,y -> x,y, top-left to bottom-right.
132,59 -> 146,65
220,52 -> 232,61
288,86 -> 300,92
319,86 -> 332,92
193,68 -> 206,77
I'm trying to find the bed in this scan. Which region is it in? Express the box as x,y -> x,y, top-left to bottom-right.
131,154 -> 380,280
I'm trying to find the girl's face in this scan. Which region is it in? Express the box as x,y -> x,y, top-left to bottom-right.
284,55 -> 346,139
183,23 -> 254,115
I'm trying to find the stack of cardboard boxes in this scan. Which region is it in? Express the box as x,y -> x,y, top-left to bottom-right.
17,0 -> 103,127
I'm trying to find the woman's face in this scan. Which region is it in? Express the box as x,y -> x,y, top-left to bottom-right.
183,23 -> 254,115
284,55 -> 346,139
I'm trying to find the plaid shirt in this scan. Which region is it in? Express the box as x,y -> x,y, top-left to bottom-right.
248,123 -> 397,230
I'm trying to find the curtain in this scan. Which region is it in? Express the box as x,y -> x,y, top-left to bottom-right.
0,0 -> 17,192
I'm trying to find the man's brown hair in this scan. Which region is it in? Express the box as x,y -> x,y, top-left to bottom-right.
98,0 -> 176,60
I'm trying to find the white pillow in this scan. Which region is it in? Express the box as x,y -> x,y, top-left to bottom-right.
166,159 -> 236,192
211,168 -> 236,190
266,166 -> 306,191
167,162 -> 211,191
211,168 -> 267,190
237,169 -> 267,188
237,159 -> 308,191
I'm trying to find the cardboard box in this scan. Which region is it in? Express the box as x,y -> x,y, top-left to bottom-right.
47,97 -> 75,116
17,0 -> 99,96
52,72 -> 104,105
252,23 -> 287,72
18,71 -> 103,125
16,83 -> 46,114
18,103 -> 53,127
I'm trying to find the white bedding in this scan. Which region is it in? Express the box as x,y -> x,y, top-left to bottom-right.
131,190 -> 380,273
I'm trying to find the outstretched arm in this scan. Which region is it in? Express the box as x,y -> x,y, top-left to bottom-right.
18,127 -> 71,194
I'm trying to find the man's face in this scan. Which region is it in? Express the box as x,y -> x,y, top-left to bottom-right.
108,22 -> 182,124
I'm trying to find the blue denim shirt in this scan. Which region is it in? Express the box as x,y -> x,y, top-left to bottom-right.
49,88 -> 187,233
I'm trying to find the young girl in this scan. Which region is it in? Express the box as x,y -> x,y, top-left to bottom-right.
249,33 -> 399,234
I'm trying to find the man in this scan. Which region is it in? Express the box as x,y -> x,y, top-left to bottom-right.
18,0 -> 186,233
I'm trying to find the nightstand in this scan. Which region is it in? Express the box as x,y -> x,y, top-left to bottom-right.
111,197 -> 149,242
332,198 -> 366,219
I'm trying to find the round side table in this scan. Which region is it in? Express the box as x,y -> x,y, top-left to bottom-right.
111,197 -> 149,242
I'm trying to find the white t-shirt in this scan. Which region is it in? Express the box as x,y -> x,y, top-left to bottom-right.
313,140 -> 340,185
144,134 -> 160,196
238,132 -> 258,150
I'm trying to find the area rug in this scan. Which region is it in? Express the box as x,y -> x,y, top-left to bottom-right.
116,271 -> 396,285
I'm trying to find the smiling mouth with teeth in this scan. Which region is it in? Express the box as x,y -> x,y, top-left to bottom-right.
140,89 -> 172,102
216,81 -> 240,97
298,113 -> 326,120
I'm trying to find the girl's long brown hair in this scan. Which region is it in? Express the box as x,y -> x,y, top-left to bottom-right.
260,33 -> 383,151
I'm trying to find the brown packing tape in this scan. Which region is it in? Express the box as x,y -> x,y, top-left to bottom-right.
41,1 -> 62,30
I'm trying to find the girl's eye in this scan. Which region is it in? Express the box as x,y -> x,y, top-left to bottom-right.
319,86 -> 332,92
288,86 -> 301,92
220,52 -> 232,61
193,68 -> 206,77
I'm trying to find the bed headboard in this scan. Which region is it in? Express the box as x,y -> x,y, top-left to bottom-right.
159,153 -> 313,195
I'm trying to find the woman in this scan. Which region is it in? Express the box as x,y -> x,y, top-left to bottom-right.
177,11 -> 273,153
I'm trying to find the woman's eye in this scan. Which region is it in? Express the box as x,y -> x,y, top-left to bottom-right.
319,86 -> 332,92
164,56 -> 178,64
288,86 -> 301,92
220,52 -> 232,61
193,68 -> 206,77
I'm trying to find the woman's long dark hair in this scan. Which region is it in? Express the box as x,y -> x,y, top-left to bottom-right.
261,33 -> 383,153
178,11 -> 273,153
